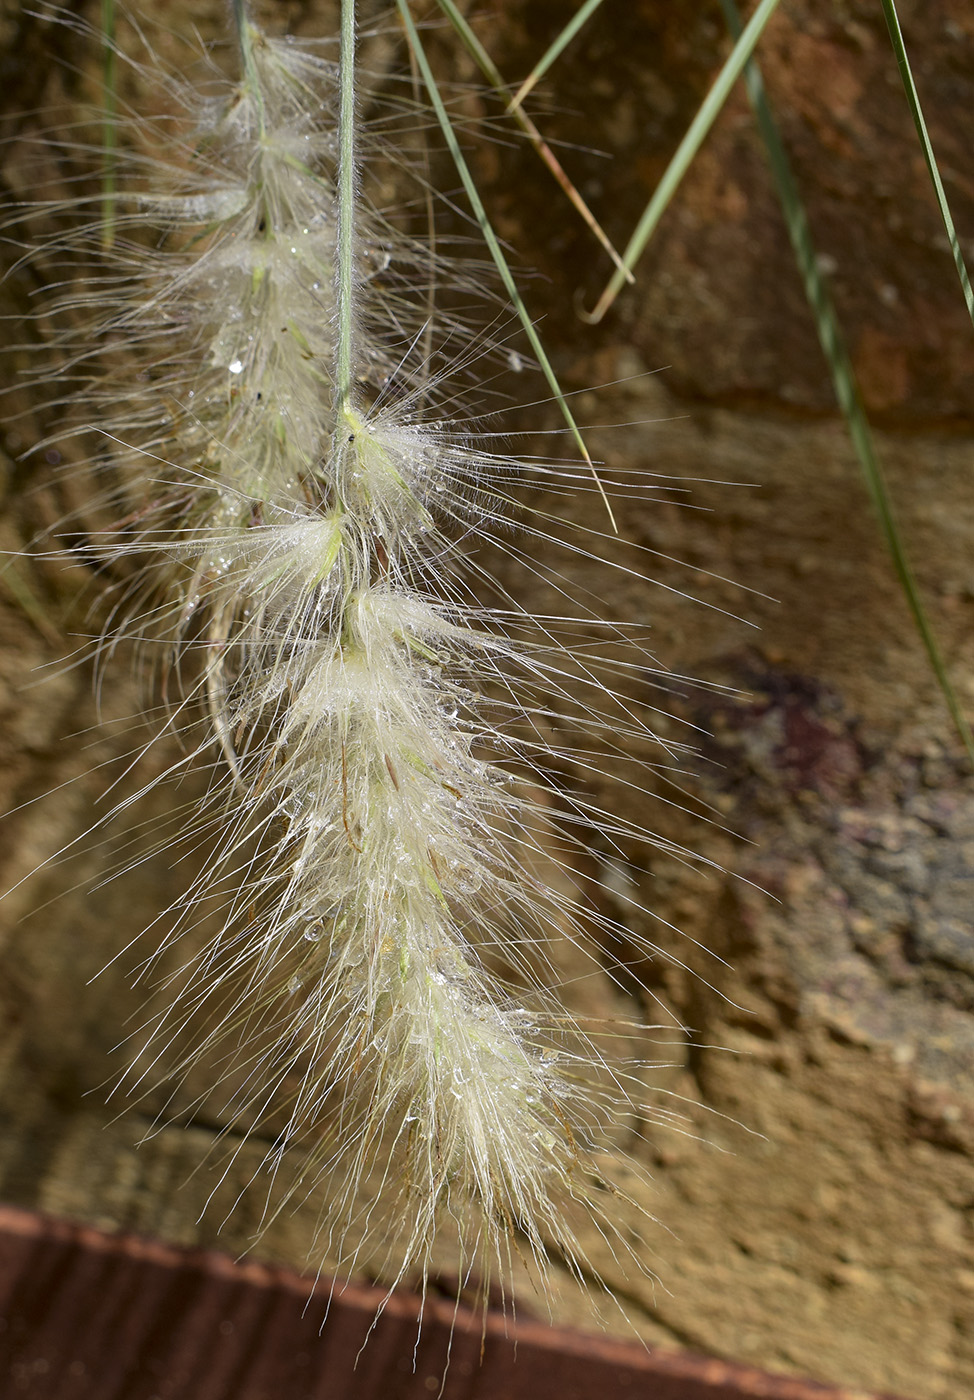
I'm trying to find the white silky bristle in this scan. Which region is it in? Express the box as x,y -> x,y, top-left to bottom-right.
11,2 -> 710,1313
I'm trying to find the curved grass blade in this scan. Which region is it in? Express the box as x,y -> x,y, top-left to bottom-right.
880,0 -> 974,329
397,0 -> 618,532
583,0 -> 782,324
434,0 -> 632,283
508,0 -> 606,113
719,0 -> 974,762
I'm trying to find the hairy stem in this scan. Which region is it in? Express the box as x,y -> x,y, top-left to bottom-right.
337,0 -> 357,409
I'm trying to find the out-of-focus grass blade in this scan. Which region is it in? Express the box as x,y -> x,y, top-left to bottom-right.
434,0 -> 632,282
0,560 -> 62,647
101,0 -> 117,248
880,0 -> 974,329
508,0 -> 605,113
720,0 -> 974,762
397,0 -> 618,532
584,0 -> 782,324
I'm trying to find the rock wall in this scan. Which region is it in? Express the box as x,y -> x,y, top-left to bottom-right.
0,3 -> 971,1396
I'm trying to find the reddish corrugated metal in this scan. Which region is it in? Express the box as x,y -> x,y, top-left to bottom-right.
0,1204 -> 909,1400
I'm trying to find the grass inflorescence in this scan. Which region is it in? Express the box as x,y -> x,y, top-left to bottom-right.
6,1 -> 715,1309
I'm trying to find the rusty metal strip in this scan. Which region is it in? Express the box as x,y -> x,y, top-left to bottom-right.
0,1204 -> 910,1400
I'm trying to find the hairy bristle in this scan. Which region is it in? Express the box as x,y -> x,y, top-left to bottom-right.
8,1 -> 713,1311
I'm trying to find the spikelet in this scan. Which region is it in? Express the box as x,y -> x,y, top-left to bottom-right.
12,2 -> 700,1304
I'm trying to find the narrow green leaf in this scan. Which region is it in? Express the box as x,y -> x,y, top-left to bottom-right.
720,0 -> 974,762
429,0 -> 504,91
508,0 -> 606,112
397,0 -> 618,531
880,0 -> 974,330
434,0 -> 632,281
585,0 -> 783,324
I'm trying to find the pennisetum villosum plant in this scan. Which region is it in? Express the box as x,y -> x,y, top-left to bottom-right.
6,0 -> 717,1309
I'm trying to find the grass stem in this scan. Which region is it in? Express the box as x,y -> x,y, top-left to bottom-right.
100,0 -> 117,248
337,0 -> 357,409
584,0 -> 782,324
880,0 -> 974,330
398,0 -> 617,531
508,0 -> 605,112
434,0 -> 631,281
720,0 -> 974,763
231,0 -> 266,135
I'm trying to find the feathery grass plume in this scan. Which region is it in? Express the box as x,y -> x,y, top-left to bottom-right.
9,1 -> 721,1307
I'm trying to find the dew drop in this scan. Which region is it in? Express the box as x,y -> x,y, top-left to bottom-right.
228,359 -> 244,374
454,867 -> 483,896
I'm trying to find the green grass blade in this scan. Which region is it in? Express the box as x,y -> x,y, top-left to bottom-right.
433,0 -> 632,281
585,0 -> 782,324
100,0 -> 117,248
720,0 -> 974,761
880,0 -> 974,329
429,0 -> 505,90
508,0 -> 606,112
397,0 -> 617,532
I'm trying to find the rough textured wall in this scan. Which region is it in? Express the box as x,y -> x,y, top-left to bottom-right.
0,3 -> 972,1397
